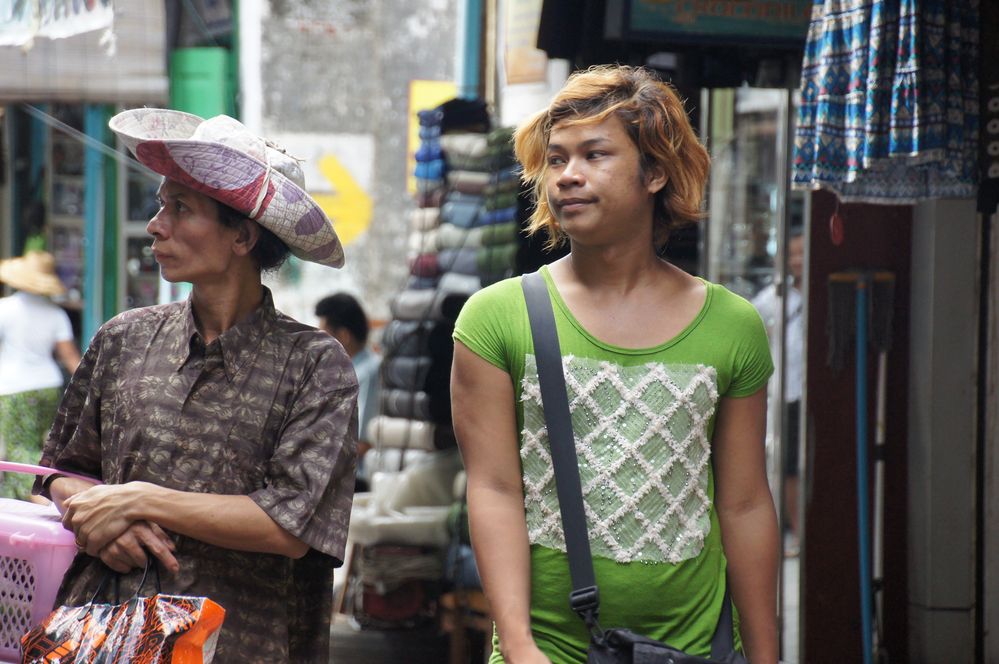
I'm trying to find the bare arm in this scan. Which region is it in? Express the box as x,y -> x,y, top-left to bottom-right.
54,339 -> 81,375
451,342 -> 550,664
712,387 -> 780,664
49,477 -> 179,573
61,481 -> 309,562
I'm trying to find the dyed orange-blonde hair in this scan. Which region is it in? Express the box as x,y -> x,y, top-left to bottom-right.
513,64 -> 710,250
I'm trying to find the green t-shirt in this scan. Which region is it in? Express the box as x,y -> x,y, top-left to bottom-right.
453,266 -> 774,663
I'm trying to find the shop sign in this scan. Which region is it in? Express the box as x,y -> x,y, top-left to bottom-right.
985,89 -> 999,210
606,0 -> 811,46
504,0 -> 548,85
0,0 -> 113,47
981,0 -> 999,214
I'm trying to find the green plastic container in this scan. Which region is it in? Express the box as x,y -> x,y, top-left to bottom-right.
169,47 -> 233,118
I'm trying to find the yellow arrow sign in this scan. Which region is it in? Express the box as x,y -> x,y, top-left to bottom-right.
312,155 -> 373,246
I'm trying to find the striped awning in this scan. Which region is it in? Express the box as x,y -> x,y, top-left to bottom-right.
0,0 -> 168,104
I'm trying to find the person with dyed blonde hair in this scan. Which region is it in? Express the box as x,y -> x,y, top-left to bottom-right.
452,65 -> 779,663
516,64 -> 710,254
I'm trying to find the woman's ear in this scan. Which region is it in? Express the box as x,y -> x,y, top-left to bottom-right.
233,219 -> 261,257
645,164 -> 668,195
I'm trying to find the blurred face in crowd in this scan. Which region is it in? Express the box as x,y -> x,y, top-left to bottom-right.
318,317 -> 358,357
788,234 -> 804,285
147,179 -> 245,284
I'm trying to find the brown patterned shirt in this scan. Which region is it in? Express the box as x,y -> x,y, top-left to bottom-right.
36,288 -> 358,662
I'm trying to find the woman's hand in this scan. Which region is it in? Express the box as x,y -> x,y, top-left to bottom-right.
97,521 -> 179,575
503,642 -> 552,664
62,482 -> 150,556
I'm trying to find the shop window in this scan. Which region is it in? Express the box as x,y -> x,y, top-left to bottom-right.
48,104 -> 85,306
701,87 -> 807,663
120,156 -> 161,310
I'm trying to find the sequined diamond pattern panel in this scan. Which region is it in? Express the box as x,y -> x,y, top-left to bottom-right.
520,355 -> 719,564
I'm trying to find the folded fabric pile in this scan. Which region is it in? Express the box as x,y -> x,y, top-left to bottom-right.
368,99 -> 490,470
476,127 -> 520,286
407,108 -> 445,291
438,128 -> 490,282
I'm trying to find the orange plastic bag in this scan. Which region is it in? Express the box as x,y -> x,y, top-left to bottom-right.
19,566 -> 225,664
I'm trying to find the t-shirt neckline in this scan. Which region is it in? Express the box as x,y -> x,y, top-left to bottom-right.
537,264 -> 713,355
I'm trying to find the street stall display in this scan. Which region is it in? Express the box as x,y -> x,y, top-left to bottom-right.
341,97 -> 554,660
342,99 -> 491,629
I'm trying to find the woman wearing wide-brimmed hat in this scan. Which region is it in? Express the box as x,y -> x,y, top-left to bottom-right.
33,109 -> 359,662
0,250 -> 81,501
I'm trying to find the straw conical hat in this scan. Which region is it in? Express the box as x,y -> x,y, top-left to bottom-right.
0,251 -> 66,296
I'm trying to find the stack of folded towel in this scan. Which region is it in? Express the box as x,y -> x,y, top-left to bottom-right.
407,108 -> 446,290
437,130 -> 489,281
368,100 -> 490,467
476,127 -> 520,286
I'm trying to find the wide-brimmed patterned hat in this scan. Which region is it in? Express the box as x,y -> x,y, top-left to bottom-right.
109,108 -> 344,268
0,251 -> 66,296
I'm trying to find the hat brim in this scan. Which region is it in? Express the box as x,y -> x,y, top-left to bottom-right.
0,264 -> 65,296
110,109 -> 344,268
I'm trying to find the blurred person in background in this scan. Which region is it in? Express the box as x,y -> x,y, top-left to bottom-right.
35,108 -> 358,662
0,250 -> 80,501
316,292 -> 381,491
751,228 -> 805,555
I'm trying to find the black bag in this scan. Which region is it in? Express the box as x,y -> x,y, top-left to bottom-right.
589,628 -> 747,664
590,629 -> 696,664
521,271 -> 748,664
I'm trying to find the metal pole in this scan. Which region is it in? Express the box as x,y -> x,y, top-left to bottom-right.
856,276 -> 873,664
82,105 -> 105,346
455,0 -> 484,99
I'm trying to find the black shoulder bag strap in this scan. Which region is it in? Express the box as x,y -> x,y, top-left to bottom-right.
521,270 -> 601,629
520,270 -> 737,658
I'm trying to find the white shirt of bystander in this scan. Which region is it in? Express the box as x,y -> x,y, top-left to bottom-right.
0,291 -> 74,395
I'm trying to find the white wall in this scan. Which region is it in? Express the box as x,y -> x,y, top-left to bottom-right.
246,0 -> 459,326
907,197 -> 980,663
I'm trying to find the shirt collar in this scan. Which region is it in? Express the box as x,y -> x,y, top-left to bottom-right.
170,298 -> 199,371
172,287 -> 277,381
216,287 -> 277,381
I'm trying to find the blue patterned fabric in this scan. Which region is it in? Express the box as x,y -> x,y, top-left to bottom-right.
481,206 -> 518,226
414,159 -> 445,180
793,0 -> 979,203
415,140 -> 443,163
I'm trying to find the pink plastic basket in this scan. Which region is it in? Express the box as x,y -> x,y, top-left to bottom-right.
0,462 -> 94,663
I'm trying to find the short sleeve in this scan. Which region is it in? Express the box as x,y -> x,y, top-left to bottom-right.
249,346 -> 359,565
726,296 -> 774,398
54,307 -> 74,343
33,322 -> 112,496
452,277 -> 524,373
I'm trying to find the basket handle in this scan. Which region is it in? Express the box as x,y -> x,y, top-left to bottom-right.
0,460 -> 100,484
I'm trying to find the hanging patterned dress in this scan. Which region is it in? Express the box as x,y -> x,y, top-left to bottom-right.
793,0 -> 979,203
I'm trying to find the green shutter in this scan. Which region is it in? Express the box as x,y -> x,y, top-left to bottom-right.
169,47 -> 233,118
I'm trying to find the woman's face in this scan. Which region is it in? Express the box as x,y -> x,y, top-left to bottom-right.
543,114 -> 664,249
146,180 -> 243,285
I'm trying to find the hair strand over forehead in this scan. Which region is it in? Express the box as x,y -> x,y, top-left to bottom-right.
513,64 -> 710,251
